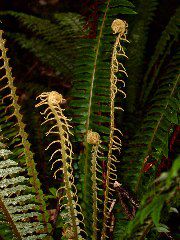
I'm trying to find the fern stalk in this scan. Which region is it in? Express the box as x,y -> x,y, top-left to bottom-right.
91,143 -> 100,240
0,30 -> 50,234
91,145 -> 99,240
101,19 -> 129,239
85,0 -> 111,131
0,197 -> 22,239
36,91 -> 86,239
83,0 -> 111,213
87,130 -> 103,240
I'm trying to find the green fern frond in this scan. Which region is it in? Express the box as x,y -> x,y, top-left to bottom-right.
126,0 -> 159,112
68,2 -> 136,235
9,33 -> 74,74
141,7 -> 180,104
0,11 -> 84,77
0,131 -> 48,240
0,31 -> 51,234
0,11 -> 83,41
121,48 -> 179,193
70,0 -> 136,140
125,156 -> 179,239
54,12 -> 85,35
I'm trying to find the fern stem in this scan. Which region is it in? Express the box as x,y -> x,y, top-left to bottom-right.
101,34 -> 120,240
36,91 -> 86,239
101,20 -> 128,238
0,31 -> 50,234
0,197 -> 22,239
86,0 -> 110,132
83,0 -> 111,225
91,144 -> 99,240
87,130 -> 103,240
135,74 -> 180,193
49,104 -> 79,239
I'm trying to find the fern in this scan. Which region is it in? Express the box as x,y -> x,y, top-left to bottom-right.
0,11 -> 84,78
0,211 -> 16,240
8,33 -> 73,75
0,30 -> 51,235
87,130 -> 104,240
0,129 -> 48,240
70,0 -> 136,139
126,0 -> 159,112
68,2 -> 136,235
36,91 -> 86,239
121,47 -> 179,194
113,156 -> 179,240
141,7 -> 180,104
126,156 -> 179,239
0,1 -> 179,239
101,19 -> 129,239
112,5 -> 179,238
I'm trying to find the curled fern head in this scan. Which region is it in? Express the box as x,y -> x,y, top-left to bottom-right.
87,130 -> 100,145
111,19 -> 128,35
36,91 -> 65,107
48,91 -> 64,105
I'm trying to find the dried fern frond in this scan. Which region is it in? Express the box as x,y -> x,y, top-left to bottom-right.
101,19 -> 129,240
36,91 -> 86,240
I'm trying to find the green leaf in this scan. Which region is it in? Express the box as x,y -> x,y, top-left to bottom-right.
151,196 -> 165,226
49,187 -> 57,197
155,224 -> 169,233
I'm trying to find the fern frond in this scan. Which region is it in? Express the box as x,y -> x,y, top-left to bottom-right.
126,0 -> 159,112
70,0 -> 135,139
0,11 -> 83,41
68,2 -> 136,234
36,91 -> 86,239
126,156 -> 179,239
9,33 -> 73,74
101,19 -> 129,240
0,211 -> 16,239
0,132 -> 48,240
141,7 -> 180,104
87,130 -> 104,240
0,11 -> 84,78
54,12 -> 85,35
0,31 -> 51,234
121,48 -> 179,193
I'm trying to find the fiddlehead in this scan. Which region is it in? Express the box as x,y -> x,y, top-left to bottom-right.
36,91 -> 86,240
87,130 -> 103,240
101,19 -> 129,239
